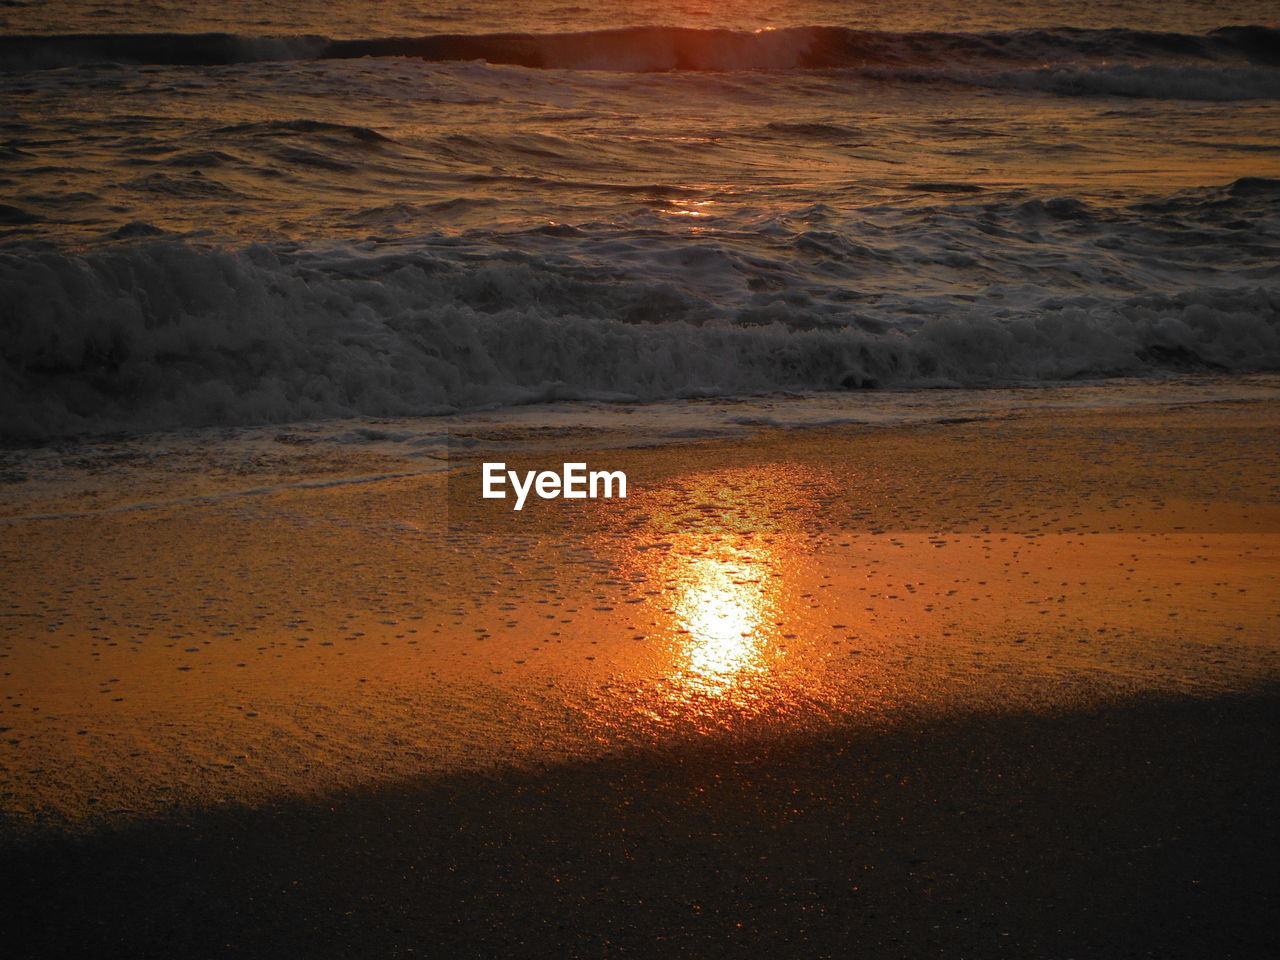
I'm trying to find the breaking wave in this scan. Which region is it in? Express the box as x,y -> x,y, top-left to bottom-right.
3,229 -> 1278,442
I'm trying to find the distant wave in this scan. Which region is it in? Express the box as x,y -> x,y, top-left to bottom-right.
2,24 -> 1278,83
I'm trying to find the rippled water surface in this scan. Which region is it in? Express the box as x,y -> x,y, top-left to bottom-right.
2,1 -> 1277,440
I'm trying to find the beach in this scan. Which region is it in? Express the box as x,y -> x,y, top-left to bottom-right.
3,389 -> 1277,956
3,0 -> 1279,954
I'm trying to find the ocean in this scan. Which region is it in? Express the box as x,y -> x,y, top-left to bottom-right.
1,0 -> 1278,442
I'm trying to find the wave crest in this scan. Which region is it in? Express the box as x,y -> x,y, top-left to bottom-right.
3,24 -> 1278,78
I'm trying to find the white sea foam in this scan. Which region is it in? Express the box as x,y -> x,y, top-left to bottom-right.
3,218 -> 1277,440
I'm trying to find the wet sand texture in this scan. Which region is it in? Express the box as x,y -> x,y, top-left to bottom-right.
2,398 -> 1278,957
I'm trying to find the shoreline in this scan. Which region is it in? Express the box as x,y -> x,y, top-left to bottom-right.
2,389 -> 1276,832
4,382 -> 1278,956
3,374 -> 1276,519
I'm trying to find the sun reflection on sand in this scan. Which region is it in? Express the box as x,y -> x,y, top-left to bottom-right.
604,465 -> 859,730
619,467 -> 825,715
671,549 -> 775,695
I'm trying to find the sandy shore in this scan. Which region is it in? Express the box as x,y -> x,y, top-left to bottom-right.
3,390 -> 1278,956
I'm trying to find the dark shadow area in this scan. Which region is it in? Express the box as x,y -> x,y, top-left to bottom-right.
7,690 -> 1278,959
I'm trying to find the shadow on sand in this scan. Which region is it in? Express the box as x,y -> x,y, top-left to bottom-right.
8,689 -> 1278,959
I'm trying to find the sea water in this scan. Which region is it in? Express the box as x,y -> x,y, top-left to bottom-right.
1,0 -> 1278,442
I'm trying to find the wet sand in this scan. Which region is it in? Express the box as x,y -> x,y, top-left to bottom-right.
3,393 -> 1278,957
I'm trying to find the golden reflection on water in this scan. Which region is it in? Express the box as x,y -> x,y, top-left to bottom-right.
664,198 -> 718,218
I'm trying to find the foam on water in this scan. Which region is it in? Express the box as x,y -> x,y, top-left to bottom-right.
4,182 -> 1279,440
